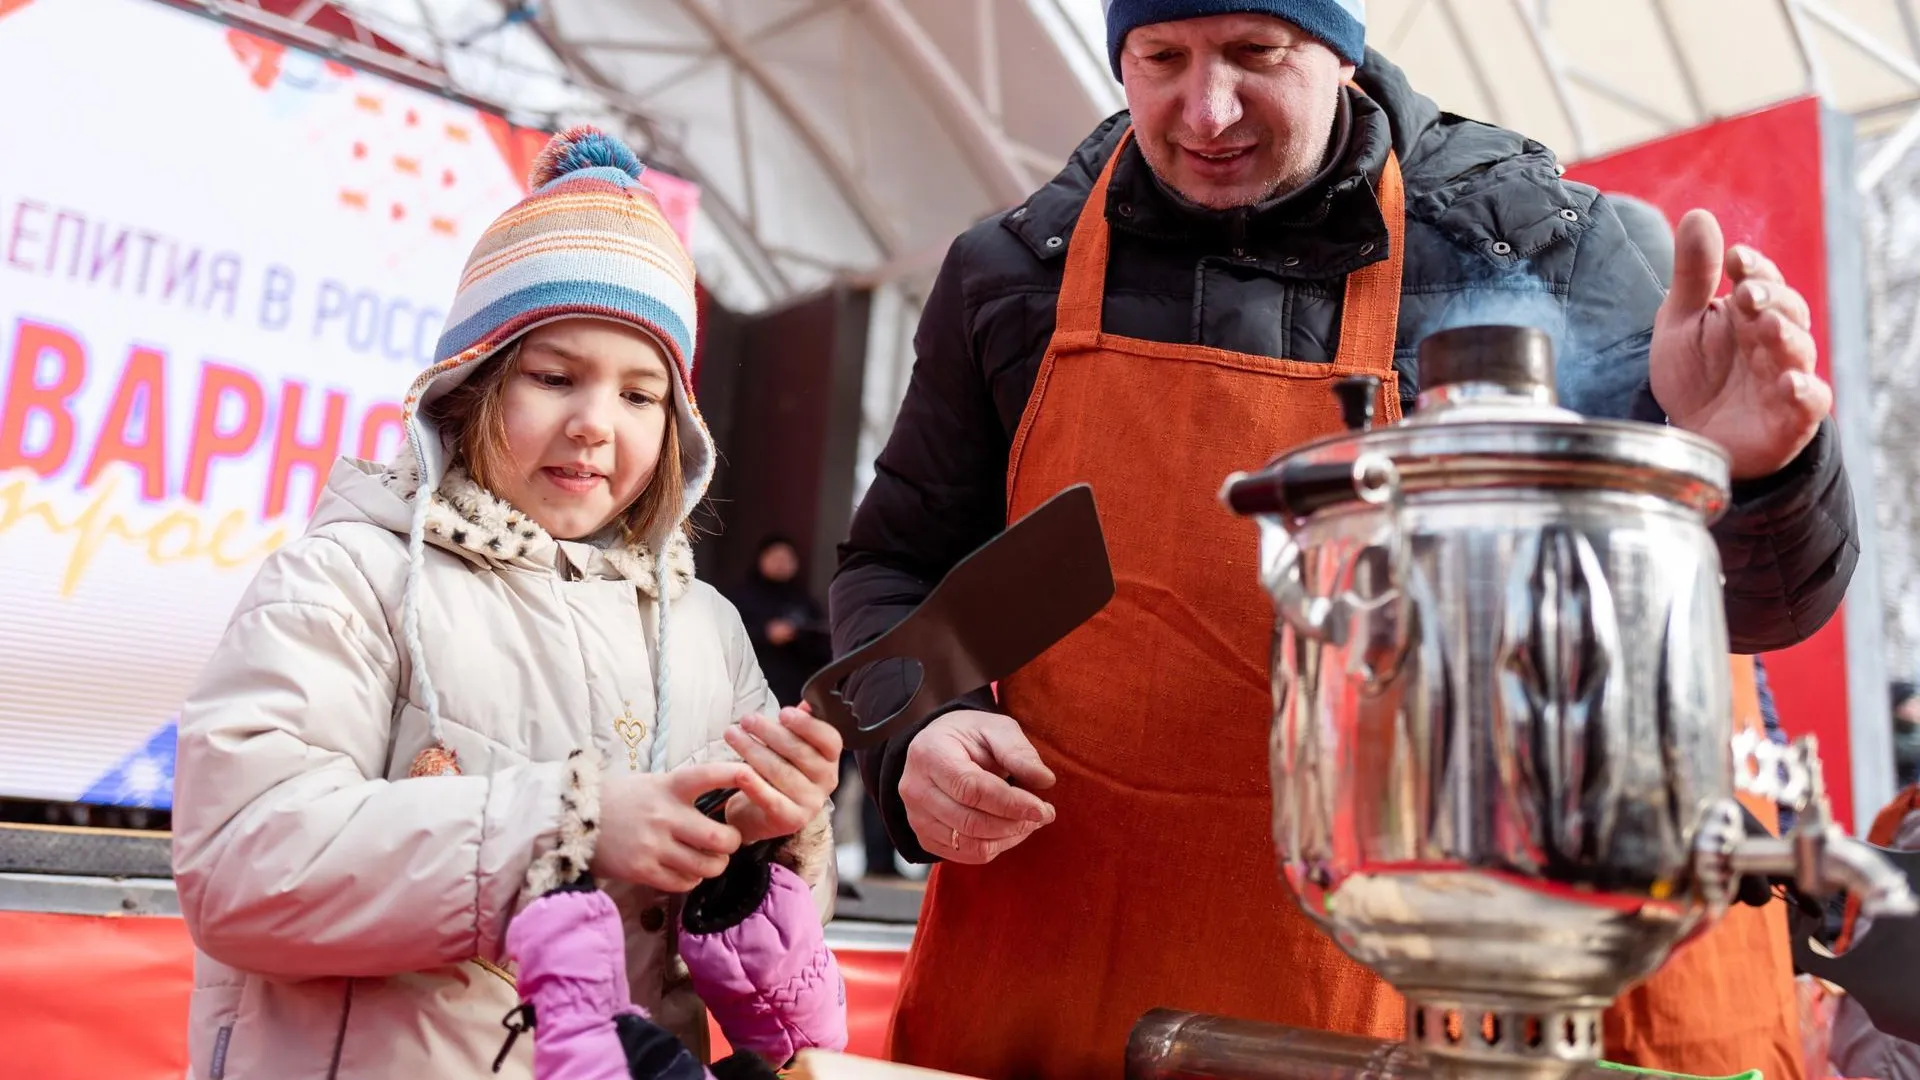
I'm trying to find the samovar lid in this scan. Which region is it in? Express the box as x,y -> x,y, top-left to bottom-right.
1417,324 -> 1557,404
1406,324 -> 1577,422
1224,324 -> 1732,524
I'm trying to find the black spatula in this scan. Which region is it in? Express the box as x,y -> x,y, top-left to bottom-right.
683,484 -> 1114,932
801,482 -> 1115,751
1790,846 -> 1920,1042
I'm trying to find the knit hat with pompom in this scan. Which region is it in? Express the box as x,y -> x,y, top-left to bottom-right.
403,125 -> 711,527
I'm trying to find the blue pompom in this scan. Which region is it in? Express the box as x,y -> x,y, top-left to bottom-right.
528,126 -> 645,189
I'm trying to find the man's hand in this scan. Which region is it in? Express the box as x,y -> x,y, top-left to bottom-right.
766,619 -> 797,646
900,710 -> 1056,865
1651,209 -> 1831,480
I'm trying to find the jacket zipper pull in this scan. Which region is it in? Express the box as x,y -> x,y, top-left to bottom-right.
493,1002 -> 536,1073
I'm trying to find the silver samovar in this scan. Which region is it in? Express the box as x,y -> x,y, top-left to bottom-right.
1129,325 -> 1918,1080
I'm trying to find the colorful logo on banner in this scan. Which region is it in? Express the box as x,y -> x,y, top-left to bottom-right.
0,0 -> 698,807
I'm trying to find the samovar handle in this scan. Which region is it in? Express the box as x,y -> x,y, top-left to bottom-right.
1221,452 -> 1402,644
1218,376 -> 1389,520
1254,519 -> 1333,640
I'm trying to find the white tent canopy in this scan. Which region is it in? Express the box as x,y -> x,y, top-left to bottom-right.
185,0 -> 1920,477
202,0 -> 1920,308
201,0 -> 1121,314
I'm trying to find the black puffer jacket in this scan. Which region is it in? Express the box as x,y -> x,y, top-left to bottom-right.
831,49 -> 1857,861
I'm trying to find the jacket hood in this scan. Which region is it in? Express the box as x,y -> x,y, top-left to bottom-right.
404,315 -> 715,553
1352,47 -> 1443,164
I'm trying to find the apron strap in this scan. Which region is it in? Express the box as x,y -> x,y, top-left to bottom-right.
1333,151 -> 1404,373
1053,123 -> 1406,377
1053,128 -> 1133,341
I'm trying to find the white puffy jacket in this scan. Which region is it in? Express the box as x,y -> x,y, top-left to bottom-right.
171,453 -> 832,1080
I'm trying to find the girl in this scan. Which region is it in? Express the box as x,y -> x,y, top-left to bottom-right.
171,127 -> 842,1079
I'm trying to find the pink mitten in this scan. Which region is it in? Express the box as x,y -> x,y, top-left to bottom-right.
677,861 -> 848,1064
507,883 -> 711,1080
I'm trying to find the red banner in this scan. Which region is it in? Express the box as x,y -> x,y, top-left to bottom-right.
0,909 -> 904,1079
1566,97 -> 1860,829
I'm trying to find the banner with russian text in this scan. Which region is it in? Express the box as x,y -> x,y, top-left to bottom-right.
0,0 -> 697,808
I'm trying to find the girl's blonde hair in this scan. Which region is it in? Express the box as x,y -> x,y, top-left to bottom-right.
420,341 -> 687,545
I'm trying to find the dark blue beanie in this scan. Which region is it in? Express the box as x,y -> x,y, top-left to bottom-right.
1106,0 -> 1367,79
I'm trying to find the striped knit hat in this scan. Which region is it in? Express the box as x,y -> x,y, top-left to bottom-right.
403,125 -> 713,536
398,126 -> 712,776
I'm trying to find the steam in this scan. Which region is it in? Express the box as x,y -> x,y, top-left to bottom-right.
1396,194 -> 1670,421
1400,253 -> 1570,380
1411,272 -> 1568,356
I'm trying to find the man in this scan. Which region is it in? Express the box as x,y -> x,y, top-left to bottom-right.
831,4 -> 1856,1078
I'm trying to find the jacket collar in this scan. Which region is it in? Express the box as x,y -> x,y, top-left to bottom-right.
376,444 -> 694,600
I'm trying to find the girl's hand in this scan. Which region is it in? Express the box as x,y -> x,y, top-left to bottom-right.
724,706 -> 844,844
591,762 -> 751,893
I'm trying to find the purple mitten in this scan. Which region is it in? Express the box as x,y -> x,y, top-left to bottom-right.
507,884 -> 709,1080
505,886 -> 640,1080
677,862 -> 848,1064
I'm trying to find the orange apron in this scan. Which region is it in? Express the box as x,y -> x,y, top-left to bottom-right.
885,128 -> 1408,1080
884,129 -> 1801,1080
